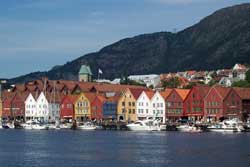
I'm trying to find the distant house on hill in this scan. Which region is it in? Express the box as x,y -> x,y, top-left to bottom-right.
128,74 -> 160,88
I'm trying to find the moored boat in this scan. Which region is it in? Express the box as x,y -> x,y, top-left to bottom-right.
126,117 -> 161,131
77,122 -> 97,130
207,119 -> 244,133
177,124 -> 203,133
22,120 -> 48,130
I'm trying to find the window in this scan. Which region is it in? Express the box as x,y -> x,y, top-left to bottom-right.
122,102 -> 125,106
129,102 -> 131,106
132,102 -> 135,106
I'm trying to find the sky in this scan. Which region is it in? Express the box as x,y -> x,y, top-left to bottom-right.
0,0 -> 249,79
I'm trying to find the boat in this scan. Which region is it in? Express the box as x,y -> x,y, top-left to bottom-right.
77,122 -> 97,130
2,122 -> 15,129
177,124 -> 203,133
22,120 -> 48,130
60,123 -> 72,129
207,119 -> 244,132
47,120 -> 60,130
126,117 -> 161,131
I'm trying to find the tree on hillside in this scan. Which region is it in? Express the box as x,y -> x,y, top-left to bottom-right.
162,77 -> 180,88
232,70 -> 250,87
232,80 -> 250,87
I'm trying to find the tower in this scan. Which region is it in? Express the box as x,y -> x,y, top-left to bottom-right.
78,65 -> 93,82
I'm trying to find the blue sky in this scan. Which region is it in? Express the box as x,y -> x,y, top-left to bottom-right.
0,0 -> 249,78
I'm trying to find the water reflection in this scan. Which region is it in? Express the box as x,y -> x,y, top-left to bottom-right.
0,130 -> 250,167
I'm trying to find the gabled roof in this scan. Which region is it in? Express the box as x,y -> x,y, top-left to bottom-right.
95,95 -> 107,103
62,94 -> 80,104
175,89 -> 190,100
84,92 -> 96,103
213,85 -> 231,99
160,89 -> 172,100
44,92 -> 62,103
129,88 -> 147,100
233,87 -> 250,100
194,85 -> 211,98
144,90 -> 155,100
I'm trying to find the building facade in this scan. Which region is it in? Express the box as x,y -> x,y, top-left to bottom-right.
74,93 -> 91,122
166,89 -> 190,122
184,85 -> 210,121
117,89 -> 137,122
204,86 -> 231,122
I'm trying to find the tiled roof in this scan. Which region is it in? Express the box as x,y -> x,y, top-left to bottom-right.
194,85 -> 211,98
144,90 -> 155,100
129,88 -> 148,100
175,89 -> 190,100
213,85 -> 231,99
160,89 -> 172,100
233,87 -> 250,100
84,92 -> 97,103
62,94 -> 80,104
96,95 -> 107,103
45,92 -> 63,103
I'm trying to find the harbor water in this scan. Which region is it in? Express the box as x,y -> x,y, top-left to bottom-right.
0,130 -> 250,167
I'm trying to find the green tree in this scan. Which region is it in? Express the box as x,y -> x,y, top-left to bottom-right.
162,77 -> 180,88
232,80 -> 250,87
208,79 -> 217,86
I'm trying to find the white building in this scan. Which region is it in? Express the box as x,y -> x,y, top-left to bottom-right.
136,91 -> 166,123
137,91 -> 152,120
25,92 -> 60,122
25,93 -> 37,121
128,74 -> 160,88
151,91 -> 166,123
233,63 -> 247,70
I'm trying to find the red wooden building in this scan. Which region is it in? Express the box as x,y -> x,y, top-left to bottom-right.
11,93 -> 28,121
60,95 -> 79,121
184,85 -> 210,121
233,87 -> 250,121
204,85 -> 231,122
2,92 -> 27,121
165,89 -> 190,121
2,92 -> 14,119
91,95 -> 106,120
223,88 -> 242,120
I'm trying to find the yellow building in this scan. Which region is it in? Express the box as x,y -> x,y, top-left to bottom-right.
74,93 -> 92,122
117,88 -> 138,122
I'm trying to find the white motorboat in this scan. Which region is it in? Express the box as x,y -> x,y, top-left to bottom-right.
126,118 -> 161,131
177,124 -> 203,133
22,120 -> 48,130
77,122 -> 97,130
60,123 -> 72,129
207,119 -> 244,132
47,124 -> 60,130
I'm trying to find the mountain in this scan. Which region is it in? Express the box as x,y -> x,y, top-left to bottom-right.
8,3 -> 250,84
